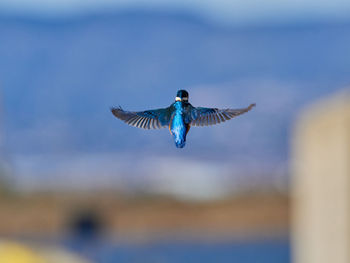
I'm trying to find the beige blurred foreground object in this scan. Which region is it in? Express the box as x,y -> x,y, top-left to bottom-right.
292,90 -> 350,263
0,240 -> 92,263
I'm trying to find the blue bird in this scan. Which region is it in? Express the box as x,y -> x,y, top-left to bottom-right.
111,90 -> 255,148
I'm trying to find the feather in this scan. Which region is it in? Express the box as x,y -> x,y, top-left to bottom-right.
190,103 -> 255,127
111,106 -> 171,129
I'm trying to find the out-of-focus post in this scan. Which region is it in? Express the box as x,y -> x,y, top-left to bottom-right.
292,90 -> 350,263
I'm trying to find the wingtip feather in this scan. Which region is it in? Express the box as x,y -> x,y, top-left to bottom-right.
248,103 -> 256,110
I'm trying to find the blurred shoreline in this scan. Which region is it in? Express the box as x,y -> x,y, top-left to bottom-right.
0,191 -> 289,242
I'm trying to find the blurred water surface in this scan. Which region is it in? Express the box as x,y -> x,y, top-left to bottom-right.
63,237 -> 290,263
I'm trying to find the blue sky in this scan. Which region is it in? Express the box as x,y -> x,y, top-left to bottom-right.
1,0 -> 350,196
1,0 -> 350,24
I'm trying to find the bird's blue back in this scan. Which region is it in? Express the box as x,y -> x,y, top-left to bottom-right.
169,101 -> 189,148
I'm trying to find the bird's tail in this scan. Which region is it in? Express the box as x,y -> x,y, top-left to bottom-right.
175,140 -> 186,148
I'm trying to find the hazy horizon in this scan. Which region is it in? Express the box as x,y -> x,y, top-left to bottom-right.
1,0 -> 350,26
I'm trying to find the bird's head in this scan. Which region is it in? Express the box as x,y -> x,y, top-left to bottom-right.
175,90 -> 189,102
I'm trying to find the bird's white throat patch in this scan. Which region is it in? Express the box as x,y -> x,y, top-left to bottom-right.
176,97 -> 188,102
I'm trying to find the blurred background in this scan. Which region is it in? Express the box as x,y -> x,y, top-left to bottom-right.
0,0 -> 350,262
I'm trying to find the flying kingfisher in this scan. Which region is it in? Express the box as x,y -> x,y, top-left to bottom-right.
111,90 -> 255,148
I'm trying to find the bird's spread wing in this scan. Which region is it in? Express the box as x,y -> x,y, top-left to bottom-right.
111,106 -> 171,129
190,103 -> 255,127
